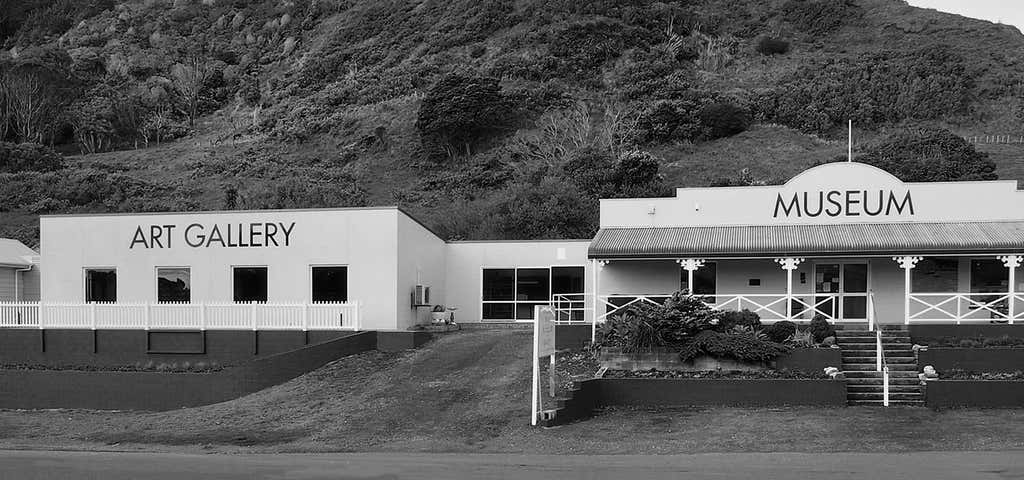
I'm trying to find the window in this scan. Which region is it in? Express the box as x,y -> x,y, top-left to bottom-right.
157,267 -> 191,303
680,262 -> 717,301
911,258 -> 958,293
971,259 -> 1008,309
481,266 -> 586,321
85,269 -> 116,302
233,267 -> 268,302
312,266 -> 348,302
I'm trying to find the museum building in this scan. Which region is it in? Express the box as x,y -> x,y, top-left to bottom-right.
3,162 -> 1024,332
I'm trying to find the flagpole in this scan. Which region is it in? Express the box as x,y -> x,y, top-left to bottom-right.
848,119 -> 853,162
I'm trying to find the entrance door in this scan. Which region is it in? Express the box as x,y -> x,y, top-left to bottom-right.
814,263 -> 868,321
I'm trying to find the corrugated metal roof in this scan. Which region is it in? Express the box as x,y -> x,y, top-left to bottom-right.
0,239 -> 36,267
588,221 -> 1024,258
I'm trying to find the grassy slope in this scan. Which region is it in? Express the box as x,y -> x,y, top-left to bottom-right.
3,329 -> 1024,454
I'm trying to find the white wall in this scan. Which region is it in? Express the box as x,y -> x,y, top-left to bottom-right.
0,268 -> 13,301
445,240 -> 592,322
40,208 -> 406,330
396,213 -> 448,329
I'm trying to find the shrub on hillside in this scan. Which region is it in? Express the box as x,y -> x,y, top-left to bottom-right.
415,73 -> 512,158
855,127 -> 997,182
635,98 -> 703,143
679,330 -> 791,363
0,142 -> 64,173
764,321 -> 797,343
808,315 -> 836,344
698,102 -> 750,140
717,309 -> 761,332
782,0 -> 863,36
562,149 -> 667,199
755,36 -> 790,55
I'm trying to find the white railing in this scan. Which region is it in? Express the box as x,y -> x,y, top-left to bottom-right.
549,293 -> 870,325
0,301 -> 360,330
908,292 -> 1023,324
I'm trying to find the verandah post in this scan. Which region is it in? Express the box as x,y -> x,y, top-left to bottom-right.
999,255 -> 1022,325
677,259 -> 705,298
775,258 -> 803,320
894,256 -> 921,325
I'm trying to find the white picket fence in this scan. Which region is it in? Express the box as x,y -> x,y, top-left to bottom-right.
0,301 -> 360,330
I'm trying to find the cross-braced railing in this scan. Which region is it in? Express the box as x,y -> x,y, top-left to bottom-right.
907,293 -> 1024,324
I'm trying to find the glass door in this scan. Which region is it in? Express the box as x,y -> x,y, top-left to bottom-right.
814,263 -> 868,320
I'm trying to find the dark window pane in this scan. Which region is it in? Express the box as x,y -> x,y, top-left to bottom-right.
516,268 -> 550,301
912,258 -> 958,293
694,263 -> 716,296
312,266 -> 348,302
843,264 -> 868,293
552,266 -> 584,294
971,259 -> 1007,293
157,268 -> 190,303
85,269 -> 116,302
517,302 -> 547,320
482,303 -> 514,320
234,267 -> 268,302
482,269 -> 515,301
843,296 -> 867,319
816,264 -> 840,293
814,296 -> 837,318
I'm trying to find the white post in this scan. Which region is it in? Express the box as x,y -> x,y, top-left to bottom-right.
775,258 -> 803,320
144,302 -> 151,331
531,309 -> 540,426
894,256 -> 921,325
302,302 -> 309,331
251,302 -> 258,331
999,255 -> 1021,325
591,260 -> 606,344
677,259 -> 705,296
90,302 -> 96,330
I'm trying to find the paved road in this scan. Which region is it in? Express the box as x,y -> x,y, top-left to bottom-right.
2,450 -> 1023,479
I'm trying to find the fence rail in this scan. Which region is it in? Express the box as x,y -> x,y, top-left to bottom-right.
908,293 -> 1023,324
0,301 -> 360,330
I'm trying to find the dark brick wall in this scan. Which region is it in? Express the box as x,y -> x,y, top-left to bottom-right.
925,380 -> 1024,408
0,329 -> 352,367
0,331 -> 377,411
917,348 -> 1024,373
909,325 -> 1024,343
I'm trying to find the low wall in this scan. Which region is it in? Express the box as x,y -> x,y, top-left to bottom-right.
925,380 -> 1024,408
909,325 -> 1024,344
775,348 -> 843,372
917,348 -> 1024,373
556,325 -> 592,350
0,329 -> 353,367
0,331 -> 378,411
544,378 -> 846,425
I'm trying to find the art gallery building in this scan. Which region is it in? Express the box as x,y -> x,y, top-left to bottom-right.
5,162 -> 1024,332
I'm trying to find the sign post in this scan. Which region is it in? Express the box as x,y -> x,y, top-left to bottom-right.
531,305 -> 556,426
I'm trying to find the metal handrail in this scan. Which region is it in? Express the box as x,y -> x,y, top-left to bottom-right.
870,291 -> 889,406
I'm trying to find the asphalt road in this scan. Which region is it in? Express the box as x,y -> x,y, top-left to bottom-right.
2,450 -> 1024,480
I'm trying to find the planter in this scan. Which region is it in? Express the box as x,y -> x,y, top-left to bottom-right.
917,348 -> 1024,373
924,380 -> 1024,408
598,347 -> 841,373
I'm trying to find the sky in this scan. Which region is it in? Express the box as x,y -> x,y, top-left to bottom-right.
907,0 -> 1024,31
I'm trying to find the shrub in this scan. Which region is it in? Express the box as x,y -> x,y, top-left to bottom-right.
598,312 -> 661,353
782,0 -> 863,36
717,309 -> 761,332
679,330 -> 791,363
755,36 -> 790,55
854,128 -> 996,182
808,315 -> 836,343
596,291 -> 721,350
415,73 -> 512,157
698,102 -> 750,140
763,320 -> 797,343
0,142 -> 64,173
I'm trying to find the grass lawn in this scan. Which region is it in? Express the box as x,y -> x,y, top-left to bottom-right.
1,329 -> 1023,454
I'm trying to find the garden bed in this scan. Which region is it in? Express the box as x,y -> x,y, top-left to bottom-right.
604,369 -> 826,379
598,347 -> 841,373
588,378 -> 844,408
916,348 -> 1024,372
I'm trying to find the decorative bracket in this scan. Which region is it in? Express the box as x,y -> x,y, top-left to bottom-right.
596,260 -> 610,268
774,257 -> 804,271
676,258 -> 705,271
893,256 -> 922,269
998,255 -> 1023,269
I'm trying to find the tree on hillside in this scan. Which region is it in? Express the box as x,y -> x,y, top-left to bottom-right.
855,128 -> 997,182
0,71 -> 56,144
170,57 -> 214,128
415,73 -> 511,158
563,148 -> 668,199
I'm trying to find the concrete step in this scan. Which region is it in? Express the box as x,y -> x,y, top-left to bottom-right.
848,392 -> 922,401
836,332 -> 910,339
847,385 -> 921,393
849,400 -> 924,406
842,363 -> 918,371
839,343 -> 912,350
844,371 -> 919,378
846,377 -> 921,385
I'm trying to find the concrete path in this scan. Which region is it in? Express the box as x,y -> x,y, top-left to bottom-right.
2,450 -> 1023,479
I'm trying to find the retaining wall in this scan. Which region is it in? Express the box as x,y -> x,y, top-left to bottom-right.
925,380 -> 1024,408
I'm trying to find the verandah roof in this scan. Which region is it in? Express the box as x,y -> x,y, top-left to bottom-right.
588,221 -> 1024,259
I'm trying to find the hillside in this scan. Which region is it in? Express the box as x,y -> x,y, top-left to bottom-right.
1,0 -> 1023,246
